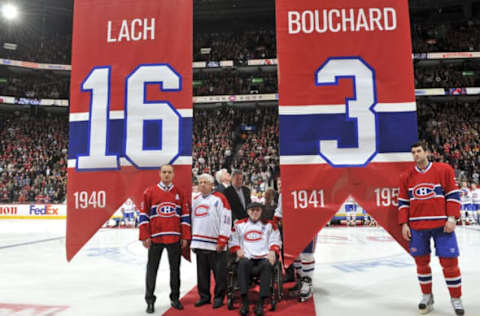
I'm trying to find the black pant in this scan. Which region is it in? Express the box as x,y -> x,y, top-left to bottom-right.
237,257 -> 273,298
195,249 -> 227,300
145,241 -> 181,304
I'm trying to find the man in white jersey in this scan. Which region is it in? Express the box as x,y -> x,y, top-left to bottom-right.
191,174 -> 232,309
122,198 -> 137,228
460,182 -> 472,224
470,183 -> 480,224
230,202 -> 281,316
344,196 -> 357,226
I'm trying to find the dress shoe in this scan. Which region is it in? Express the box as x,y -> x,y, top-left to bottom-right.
194,298 -> 211,307
240,302 -> 249,316
171,299 -> 184,310
212,297 -> 224,309
146,303 -> 154,313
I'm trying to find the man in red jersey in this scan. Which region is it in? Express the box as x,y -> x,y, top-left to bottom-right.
398,142 -> 464,315
139,164 -> 191,313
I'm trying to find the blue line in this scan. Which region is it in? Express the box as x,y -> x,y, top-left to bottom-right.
0,236 -> 65,250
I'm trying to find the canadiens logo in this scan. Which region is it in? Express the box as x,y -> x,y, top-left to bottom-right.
156,202 -> 177,217
412,183 -> 436,200
244,230 -> 263,242
194,205 -> 209,217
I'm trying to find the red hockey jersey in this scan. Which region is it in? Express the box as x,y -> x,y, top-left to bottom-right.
398,162 -> 461,230
139,182 -> 191,244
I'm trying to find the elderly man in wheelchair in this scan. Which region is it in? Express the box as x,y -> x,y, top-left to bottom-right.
228,202 -> 282,316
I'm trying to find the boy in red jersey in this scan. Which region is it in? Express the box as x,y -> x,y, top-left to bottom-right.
139,164 -> 191,313
398,142 -> 464,315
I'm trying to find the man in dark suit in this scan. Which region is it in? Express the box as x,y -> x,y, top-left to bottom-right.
223,170 -> 251,222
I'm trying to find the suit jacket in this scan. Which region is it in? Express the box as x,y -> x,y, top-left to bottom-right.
224,185 -> 251,222
215,182 -> 228,194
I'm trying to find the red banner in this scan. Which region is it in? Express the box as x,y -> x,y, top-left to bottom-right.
276,0 -> 416,265
67,0 -> 192,261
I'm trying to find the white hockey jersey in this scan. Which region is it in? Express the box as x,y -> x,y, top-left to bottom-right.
229,218 -> 281,259
191,192 -> 232,251
471,188 -> 480,205
460,187 -> 472,205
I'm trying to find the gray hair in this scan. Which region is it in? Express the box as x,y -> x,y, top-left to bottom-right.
215,169 -> 227,183
197,173 -> 214,184
231,169 -> 243,176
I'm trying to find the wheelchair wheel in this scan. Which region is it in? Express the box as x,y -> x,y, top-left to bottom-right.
274,260 -> 283,301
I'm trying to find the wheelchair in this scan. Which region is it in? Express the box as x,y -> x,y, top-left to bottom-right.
226,253 -> 284,311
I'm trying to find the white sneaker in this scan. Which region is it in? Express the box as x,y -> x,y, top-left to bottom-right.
418,294 -> 433,314
299,277 -> 312,302
451,298 -> 465,315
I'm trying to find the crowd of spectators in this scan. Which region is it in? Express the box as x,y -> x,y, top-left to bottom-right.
193,106 -> 235,177
193,105 -> 279,192
194,30 -> 276,63
0,111 -> 68,203
412,21 -> 480,53
414,63 -> 480,88
0,28 -> 71,65
193,69 -> 277,95
230,106 -> 279,192
418,100 -> 480,184
0,72 -> 69,99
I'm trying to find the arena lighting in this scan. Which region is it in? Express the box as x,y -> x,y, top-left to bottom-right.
2,3 -> 19,21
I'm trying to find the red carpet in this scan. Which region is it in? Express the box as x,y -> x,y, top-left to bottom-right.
163,282 -> 316,316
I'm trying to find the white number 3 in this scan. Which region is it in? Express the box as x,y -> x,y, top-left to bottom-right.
315,57 -> 377,167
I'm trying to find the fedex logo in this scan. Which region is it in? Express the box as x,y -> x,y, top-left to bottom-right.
0,206 -> 18,215
244,230 -> 263,242
29,205 -> 59,215
412,183 -> 435,200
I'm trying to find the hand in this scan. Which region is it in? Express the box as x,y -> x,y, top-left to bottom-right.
402,223 -> 411,241
142,238 -> 151,249
181,239 -> 188,249
267,250 -> 276,265
444,220 -> 456,233
216,244 -> 225,252
236,249 -> 245,259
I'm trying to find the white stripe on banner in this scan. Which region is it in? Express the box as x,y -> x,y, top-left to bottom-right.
281,153 -> 413,165
68,156 -> 192,168
70,109 -> 193,122
279,102 -> 416,115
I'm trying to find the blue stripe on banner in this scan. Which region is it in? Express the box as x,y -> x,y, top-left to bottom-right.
399,200 -> 410,207
418,276 -> 432,282
446,279 -> 461,285
68,117 -> 192,159
279,112 -> 417,156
